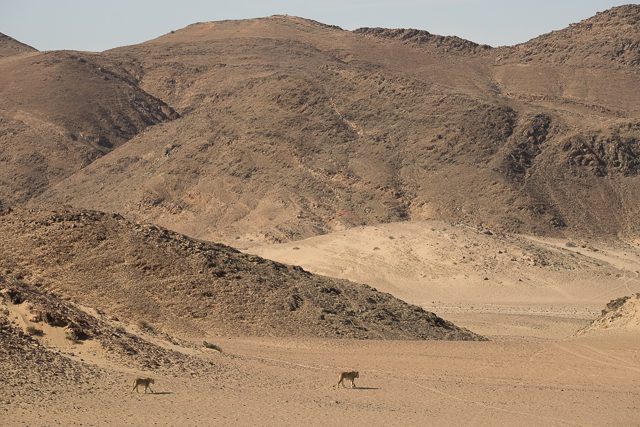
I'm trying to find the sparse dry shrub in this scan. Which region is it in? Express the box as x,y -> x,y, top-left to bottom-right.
565,241 -> 577,247
4,288 -> 24,304
25,325 -> 43,336
137,319 -> 155,333
203,341 -> 222,352
288,294 -> 303,311
65,324 -> 89,343
39,310 -> 69,327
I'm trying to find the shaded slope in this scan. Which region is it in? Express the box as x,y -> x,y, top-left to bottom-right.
0,209 -> 483,340
0,50 -> 178,206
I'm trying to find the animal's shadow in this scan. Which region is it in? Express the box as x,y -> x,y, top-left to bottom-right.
336,386 -> 381,390
136,391 -> 173,395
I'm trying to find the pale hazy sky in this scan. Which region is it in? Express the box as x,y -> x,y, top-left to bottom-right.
0,0 -> 634,52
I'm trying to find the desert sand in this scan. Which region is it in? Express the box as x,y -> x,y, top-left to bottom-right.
2,335 -> 639,426
249,221 -> 640,338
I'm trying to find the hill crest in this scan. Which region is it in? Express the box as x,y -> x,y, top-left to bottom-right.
353,27 -> 491,53
507,4 -> 640,67
0,32 -> 36,57
0,208 -> 484,340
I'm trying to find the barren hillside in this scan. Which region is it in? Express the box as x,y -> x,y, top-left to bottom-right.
19,8 -> 637,243
0,50 -> 178,206
0,209 -> 482,340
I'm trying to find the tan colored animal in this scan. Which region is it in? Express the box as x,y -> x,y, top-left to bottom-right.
132,377 -> 155,394
336,371 -> 359,388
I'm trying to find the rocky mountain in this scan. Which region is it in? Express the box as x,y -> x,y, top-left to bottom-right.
0,7 -> 636,244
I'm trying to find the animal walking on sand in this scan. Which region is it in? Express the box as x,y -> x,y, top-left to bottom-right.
336,371 -> 359,388
132,377 -> 155,394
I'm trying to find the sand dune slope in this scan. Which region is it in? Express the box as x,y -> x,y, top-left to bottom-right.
249,221 -> 640,337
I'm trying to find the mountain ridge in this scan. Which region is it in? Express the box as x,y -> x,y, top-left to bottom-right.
504,4 -> 640,67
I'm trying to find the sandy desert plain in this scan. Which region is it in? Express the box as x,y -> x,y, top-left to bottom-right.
1,219 -> 639,426
2,4 -> 640,426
